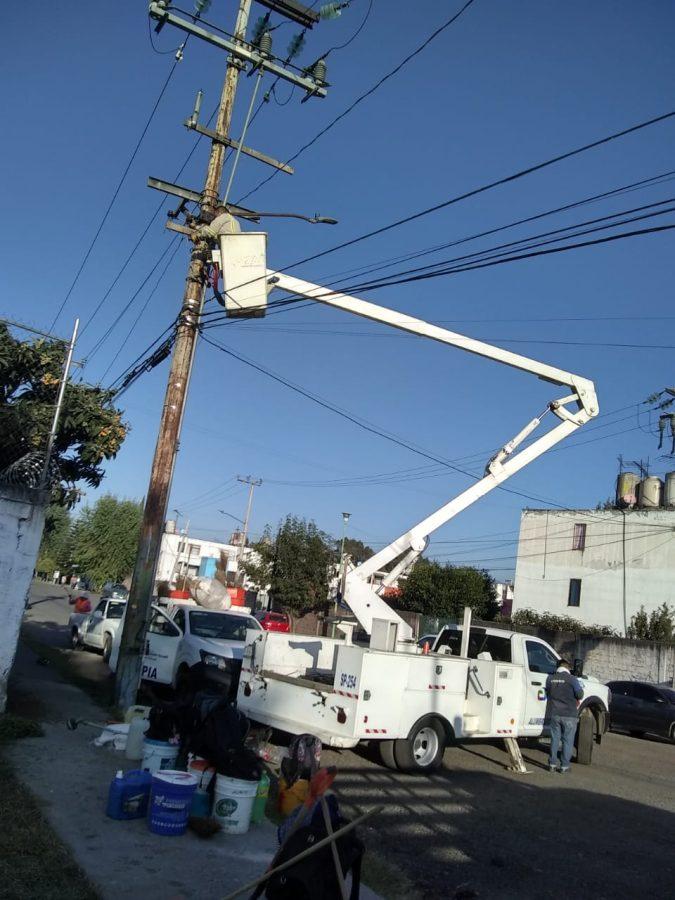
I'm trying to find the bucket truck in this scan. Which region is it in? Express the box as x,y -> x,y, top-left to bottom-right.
220,250 -> 609,772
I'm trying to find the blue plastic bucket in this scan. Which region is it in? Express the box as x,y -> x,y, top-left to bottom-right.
148,770 -> 198,836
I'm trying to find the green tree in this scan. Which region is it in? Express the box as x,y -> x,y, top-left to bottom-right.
71,495 -> 143,588
339,537 -> 374,566
36,505 -> 73,574
627,604 -> 674,641
243,515 -> 334,621
0,323 -> 128,506
397,558 -> 499,620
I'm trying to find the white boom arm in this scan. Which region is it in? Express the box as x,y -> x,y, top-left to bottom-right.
269,271 -> 599,643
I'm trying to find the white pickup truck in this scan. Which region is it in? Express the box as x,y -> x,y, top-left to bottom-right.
237,621 -> 610,772
110,603 -> 262,696
69,597 -> 127,662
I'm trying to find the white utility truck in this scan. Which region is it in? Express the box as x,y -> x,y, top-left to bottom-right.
110,603 -> 262,696
228,263 -> 610,773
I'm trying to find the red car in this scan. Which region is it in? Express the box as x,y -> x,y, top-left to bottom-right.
255,611 -> 290,633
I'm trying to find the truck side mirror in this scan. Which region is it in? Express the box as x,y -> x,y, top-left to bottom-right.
572,658 -> 584,677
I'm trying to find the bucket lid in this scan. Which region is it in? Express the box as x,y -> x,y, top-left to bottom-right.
152,770 -> 198,787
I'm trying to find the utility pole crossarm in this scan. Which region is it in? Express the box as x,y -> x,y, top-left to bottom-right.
268,272 -> 598,420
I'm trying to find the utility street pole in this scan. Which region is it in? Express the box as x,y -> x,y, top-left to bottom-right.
237,475 -> 262,581
115,0 -> 253,709
41,318 -> 79,489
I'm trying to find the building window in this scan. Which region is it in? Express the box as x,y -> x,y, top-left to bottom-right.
568,578 -> 582,607
188,543 -> 200,557
572,523 -> 586,550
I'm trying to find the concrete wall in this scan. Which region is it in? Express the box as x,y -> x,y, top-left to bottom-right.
484,620 -> 675,686
513,508 -> 675,635
0,483 -> 47,711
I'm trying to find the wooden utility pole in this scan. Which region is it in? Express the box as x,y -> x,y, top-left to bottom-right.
115,0 -> 253,709
238,475 -> 262,550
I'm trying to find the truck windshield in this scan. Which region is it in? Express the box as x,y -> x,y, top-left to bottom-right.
107,601 -> 126,619
189,611 -> 257,641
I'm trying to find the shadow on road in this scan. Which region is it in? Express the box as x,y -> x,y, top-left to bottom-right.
334,763 -> 674,900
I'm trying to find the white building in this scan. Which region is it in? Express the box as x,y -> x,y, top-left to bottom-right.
512,508 -> 675,635
156,528 -> 247,589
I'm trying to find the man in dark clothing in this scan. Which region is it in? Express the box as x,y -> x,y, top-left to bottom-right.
545,657 -> 584,773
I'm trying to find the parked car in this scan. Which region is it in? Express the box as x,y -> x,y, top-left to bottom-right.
607,680 -> 675,741
101,582 -> 129,601
255,610 -> 291,633
109,603 -> 263,696
69,597 -> 127,662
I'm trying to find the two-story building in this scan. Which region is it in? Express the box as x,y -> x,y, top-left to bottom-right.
512,507 -> 675,635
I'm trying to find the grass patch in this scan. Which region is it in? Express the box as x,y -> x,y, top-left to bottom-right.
0,713 -> 43,742
0,715 -> 97,899
0,755 -> 98,900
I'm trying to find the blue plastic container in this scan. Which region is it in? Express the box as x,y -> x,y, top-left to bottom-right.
106,769 -> 153,820
148,770 -> 198,836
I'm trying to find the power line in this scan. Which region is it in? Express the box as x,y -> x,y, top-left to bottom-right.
278,170 -> 675,289
50,59 -> 181,332
255,108 -> 675,275
237,0 -> 478,203
84,236 -> 181,366
98,238 -> 185,384
200,332 -> 586,509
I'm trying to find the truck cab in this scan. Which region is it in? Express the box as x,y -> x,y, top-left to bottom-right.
432,624 -> 609,755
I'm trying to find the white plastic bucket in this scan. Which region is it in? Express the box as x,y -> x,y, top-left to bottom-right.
213,774 -> 258,835
142,738 -> 179,773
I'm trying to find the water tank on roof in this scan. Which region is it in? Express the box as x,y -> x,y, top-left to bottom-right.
664,472 -> 675,508
616,472 -> 639,508
165,519 -> 177,534
637,476 -> 663,509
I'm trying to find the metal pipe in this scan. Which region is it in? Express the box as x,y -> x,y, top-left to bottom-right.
40,318 -> 79,489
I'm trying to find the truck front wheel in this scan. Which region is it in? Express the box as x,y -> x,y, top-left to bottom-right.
394,717 -> 446,773
70,628 -> 81,650
103,634 -> 113,663
576,707 -> 595,765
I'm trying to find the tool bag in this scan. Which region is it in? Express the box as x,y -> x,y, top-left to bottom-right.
264,810 -> 364,900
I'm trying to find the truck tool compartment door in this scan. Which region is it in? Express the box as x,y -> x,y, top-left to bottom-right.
522,639 -> 558,735
143,608 -> 181,684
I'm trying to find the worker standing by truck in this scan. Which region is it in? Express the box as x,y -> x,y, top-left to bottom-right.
546,658 -> 584,773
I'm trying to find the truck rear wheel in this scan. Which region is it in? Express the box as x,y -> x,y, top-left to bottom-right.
102,634 -> 113,663
378,739 -> 397,770
394,717 -> 446,773
70,628 -> 81,650
576,707 -> 595,765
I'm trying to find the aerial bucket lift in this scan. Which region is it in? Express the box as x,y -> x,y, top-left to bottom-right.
213,231 -> 598,645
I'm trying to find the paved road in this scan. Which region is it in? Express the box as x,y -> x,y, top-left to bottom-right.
21,581 -> 675,900
24,580 -> 111,691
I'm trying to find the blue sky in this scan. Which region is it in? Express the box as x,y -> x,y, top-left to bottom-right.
2,1 -> 674,578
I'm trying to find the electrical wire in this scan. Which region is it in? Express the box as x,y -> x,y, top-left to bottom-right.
200,332 -> 589,510
97,238 -> 185,384
50,58 -> 181,332
199,215 -> 675,334
320,0 -> 374,55
79,102 -> 220,342
241,107 -> 675,271
236,0 -> 478,203
85,236 -> 181,366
